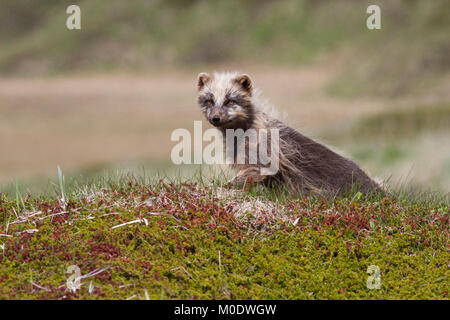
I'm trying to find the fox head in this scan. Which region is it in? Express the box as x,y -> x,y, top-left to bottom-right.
197,72 -> 255,130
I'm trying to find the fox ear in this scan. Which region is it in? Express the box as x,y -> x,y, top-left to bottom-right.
197,72 -> 211,91
234,74 -> 252,94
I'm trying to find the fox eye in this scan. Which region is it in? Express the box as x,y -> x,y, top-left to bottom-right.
225,100 -> 234,106
205,100 -> 213,106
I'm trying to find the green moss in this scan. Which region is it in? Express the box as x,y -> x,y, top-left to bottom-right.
0,183 -> 448,299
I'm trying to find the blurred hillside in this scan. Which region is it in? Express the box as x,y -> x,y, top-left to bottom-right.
0,0 -> 449,96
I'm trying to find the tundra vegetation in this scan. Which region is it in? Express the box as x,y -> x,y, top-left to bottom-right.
0,171 -> 448,299
0,0 -> 449,299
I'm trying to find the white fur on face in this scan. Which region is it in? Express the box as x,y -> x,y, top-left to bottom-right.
227,104 -> 243,118
198,72 -> 280,121
199,71 -> 243,107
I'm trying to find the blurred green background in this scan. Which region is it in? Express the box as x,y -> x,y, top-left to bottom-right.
0,0 -> 449,194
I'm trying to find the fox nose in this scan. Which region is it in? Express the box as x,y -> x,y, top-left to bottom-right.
212,116 -> 220,124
